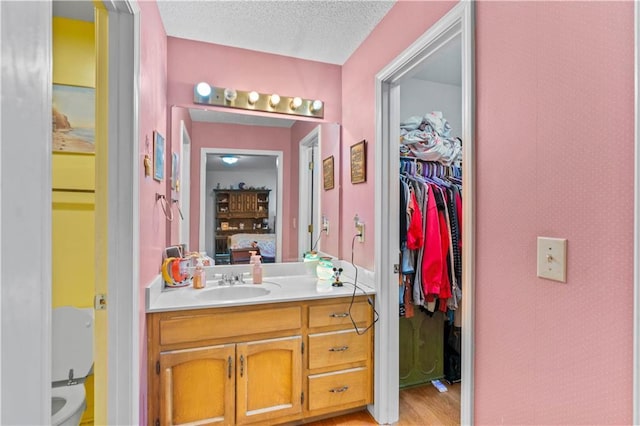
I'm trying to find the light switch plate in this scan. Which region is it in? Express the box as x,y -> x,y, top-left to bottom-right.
537,237 -> 567,282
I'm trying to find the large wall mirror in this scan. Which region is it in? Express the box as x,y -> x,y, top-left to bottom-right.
169,105 -> 341,264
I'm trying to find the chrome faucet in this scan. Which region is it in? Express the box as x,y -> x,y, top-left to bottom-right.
218,272 -> 244,286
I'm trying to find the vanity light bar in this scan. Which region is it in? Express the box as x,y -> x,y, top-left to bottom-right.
193,84 -> 324,119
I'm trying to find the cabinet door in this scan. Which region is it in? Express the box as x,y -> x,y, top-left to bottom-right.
243,192 -> 257,212
160,344 -> 235,426
236,336 -> 302,425
229,193 -> 243,212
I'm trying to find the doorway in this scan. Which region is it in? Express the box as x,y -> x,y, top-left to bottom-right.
298,126 -> 322,257
179,120 -> 191,247
0,1 -> 139,424
374,2 -> 475,424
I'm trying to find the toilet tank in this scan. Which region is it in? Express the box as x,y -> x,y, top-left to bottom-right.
52,307 -> 93,384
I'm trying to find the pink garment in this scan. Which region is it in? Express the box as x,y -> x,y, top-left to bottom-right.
421,185 -> 443,297
406,190 -> 423,250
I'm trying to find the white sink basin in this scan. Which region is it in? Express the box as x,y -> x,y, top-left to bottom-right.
195,283 -> 279,301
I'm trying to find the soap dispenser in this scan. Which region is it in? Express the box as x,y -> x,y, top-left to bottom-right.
250,252 -> 262,284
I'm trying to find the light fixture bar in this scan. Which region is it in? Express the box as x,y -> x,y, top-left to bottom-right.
193,85 -> 324,119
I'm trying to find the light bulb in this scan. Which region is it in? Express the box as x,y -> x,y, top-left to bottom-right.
248,91 -> 260,104
195,82 -> 212,98
311,99 -> 323,112
290,97 -> 302,110
224,88 -> 237,102
222,156 -> 239,165
269,94 -> 280,108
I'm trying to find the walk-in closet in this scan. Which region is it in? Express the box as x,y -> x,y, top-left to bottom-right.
397,33 -> 462,424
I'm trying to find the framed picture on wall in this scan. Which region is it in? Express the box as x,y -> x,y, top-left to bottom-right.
350,140 -> 366,184
323,155 -> 334,190
52,84 -> 95,153
153,131 -> 165,182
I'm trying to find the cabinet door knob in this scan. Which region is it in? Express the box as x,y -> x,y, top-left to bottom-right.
328,346 -> 349,352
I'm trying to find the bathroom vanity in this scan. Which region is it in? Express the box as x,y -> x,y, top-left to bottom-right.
146,268 -> 376,426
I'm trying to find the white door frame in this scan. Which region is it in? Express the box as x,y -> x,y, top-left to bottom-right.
179,120 -> 191,246
298,126 -> 322,257
0,1 -> 140,423
199,148 -> 283,262
0,2 -> 53,423
103,2 -> 140,423
373,2 -> 475,424
633,3 -> 640,424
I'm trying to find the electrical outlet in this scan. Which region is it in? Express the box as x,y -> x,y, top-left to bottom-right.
322,216 -> 329,236
355,221 -> 365,243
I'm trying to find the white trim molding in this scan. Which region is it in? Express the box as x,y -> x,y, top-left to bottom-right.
373,2 -> 475,424
103,1 -> 140,424
0,2 -> 53,424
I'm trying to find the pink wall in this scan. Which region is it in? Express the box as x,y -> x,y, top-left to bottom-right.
189,121 -> 298,261
341,0 -> 635,424
474,2 -> 634,424
165,36 -> 343,263
341,1 -> 457,268
166,37 -> 341,124
291,121 -> 343,259
137,1 -> 167,424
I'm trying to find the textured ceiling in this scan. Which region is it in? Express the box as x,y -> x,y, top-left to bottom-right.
157,0 -> 396,65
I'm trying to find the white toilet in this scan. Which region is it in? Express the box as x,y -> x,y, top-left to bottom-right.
51,307 -> 93,426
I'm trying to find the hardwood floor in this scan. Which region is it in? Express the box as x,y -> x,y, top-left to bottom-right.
306,383 -> 461,425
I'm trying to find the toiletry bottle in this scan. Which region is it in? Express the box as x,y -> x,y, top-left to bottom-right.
193,259 -> 205,289
251,254 -> 262,284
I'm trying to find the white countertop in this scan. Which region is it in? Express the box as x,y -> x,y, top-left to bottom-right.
146,261 -> 376,313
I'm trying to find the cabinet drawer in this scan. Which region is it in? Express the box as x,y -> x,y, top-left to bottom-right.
308,330 -> 368,370
160,306 -> 301,346
308,301 -> 369,328
308,367 -> 369,411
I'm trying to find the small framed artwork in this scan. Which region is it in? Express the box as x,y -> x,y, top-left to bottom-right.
322,155 -> 334,190
52,84 -> 95,153
350,139 -> 367,184
153,131 -> 165,182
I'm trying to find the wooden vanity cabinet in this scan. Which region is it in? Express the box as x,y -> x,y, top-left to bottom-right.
147,296 -> 374,426
305,299 -> 374,417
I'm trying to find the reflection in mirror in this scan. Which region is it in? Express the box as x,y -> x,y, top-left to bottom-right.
205,150 -> 282,264
169,106 -> 341,264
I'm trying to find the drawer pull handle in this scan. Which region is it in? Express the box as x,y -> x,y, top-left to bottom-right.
329,346 -> 349,352
329,312 -> 349,318
329,386 -> 349,393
